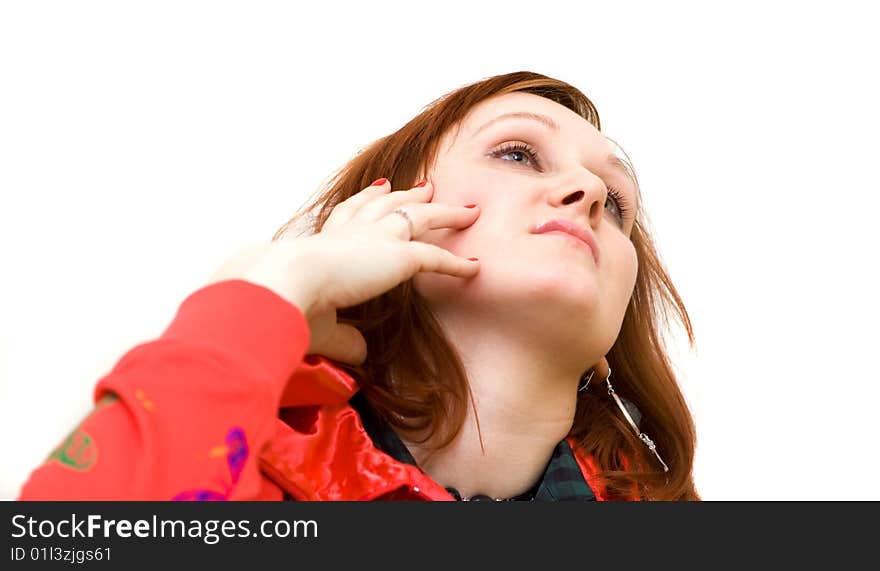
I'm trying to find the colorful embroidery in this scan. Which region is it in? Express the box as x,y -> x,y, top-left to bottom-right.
43,394 -> 120,471
48,429 -> 97,471
170,490 -> 227,501
172,426 -> 248,501
134,389 -> 154,411
226,427 -> 248,485
208,445 -> 228,458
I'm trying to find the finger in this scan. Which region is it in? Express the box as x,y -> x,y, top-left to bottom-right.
408,241 -> 481,278
355,180 -> 434,222
326,178 -> 392,227
380,202 -> 480,240
421,203 -> 480,232
317,323 -> 368,366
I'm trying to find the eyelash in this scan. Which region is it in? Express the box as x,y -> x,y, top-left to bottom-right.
489,142 -> 631,221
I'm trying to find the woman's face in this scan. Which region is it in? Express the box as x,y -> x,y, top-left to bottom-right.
414,92 -> 639,351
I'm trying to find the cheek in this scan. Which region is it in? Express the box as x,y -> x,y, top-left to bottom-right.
611,241 -> 639,307
430,167 -> 501,207
422,171 -> 508,249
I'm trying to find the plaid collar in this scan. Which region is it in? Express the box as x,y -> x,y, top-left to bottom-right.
350,392 -> 596,501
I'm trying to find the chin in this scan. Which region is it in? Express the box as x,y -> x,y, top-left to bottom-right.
522,269 -> 600,306
415,260 -> 601,312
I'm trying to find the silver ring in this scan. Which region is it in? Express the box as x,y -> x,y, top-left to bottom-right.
392,208 -> 415,240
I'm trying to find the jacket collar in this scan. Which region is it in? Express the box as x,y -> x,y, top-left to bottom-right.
258,355 -> 611,501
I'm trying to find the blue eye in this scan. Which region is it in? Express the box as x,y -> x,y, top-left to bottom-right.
605,185 -> 630,224
490,142 -> 542,170
491,142 -> 631,226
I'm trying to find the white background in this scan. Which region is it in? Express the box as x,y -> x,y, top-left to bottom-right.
1,1 -> 877,500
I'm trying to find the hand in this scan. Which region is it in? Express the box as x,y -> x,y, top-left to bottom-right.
207,178 -> 481,366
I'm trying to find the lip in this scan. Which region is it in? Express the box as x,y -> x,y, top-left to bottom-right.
532,218 -> 599,264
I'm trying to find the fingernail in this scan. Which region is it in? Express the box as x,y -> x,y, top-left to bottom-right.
467,257 -> 479,262
370,177 -> 388,187
464,204 -> 477,209
414,179 -> 428,188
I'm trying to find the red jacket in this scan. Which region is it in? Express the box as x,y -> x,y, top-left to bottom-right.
18,280 -> 614,501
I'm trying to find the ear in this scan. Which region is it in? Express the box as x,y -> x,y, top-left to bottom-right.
593,356 -> 610,380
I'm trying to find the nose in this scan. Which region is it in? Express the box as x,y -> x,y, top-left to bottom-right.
547,168 -> 609,229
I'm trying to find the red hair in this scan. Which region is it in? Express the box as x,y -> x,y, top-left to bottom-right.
273,71 -> 700,501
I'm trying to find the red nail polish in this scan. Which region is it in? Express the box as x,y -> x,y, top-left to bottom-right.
464,204 -> 477,209
414,179 -> 428,188
370,177 -> 388,187
467,257 -> 479,261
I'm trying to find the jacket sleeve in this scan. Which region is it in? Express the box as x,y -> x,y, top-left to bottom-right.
17,279 -> 311,500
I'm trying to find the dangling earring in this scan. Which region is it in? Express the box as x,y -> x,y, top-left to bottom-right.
577,369 -> 594,392
579,362 -> 670,473
604,367 -> 669,473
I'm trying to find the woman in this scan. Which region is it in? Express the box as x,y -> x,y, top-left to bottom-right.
18,70 -> 699,501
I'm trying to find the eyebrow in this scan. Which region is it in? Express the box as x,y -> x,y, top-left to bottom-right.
472,111 -> 638,196
472,111 -> 560,137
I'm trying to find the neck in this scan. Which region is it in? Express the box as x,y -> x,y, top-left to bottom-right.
397,303 -> 602,501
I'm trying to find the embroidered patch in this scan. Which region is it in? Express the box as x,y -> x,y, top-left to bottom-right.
49,429 -> 97,471
226,427 -> 248,485
134,389 -> 154,411
170,490 -> 227,501
172,426 -> 248,501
